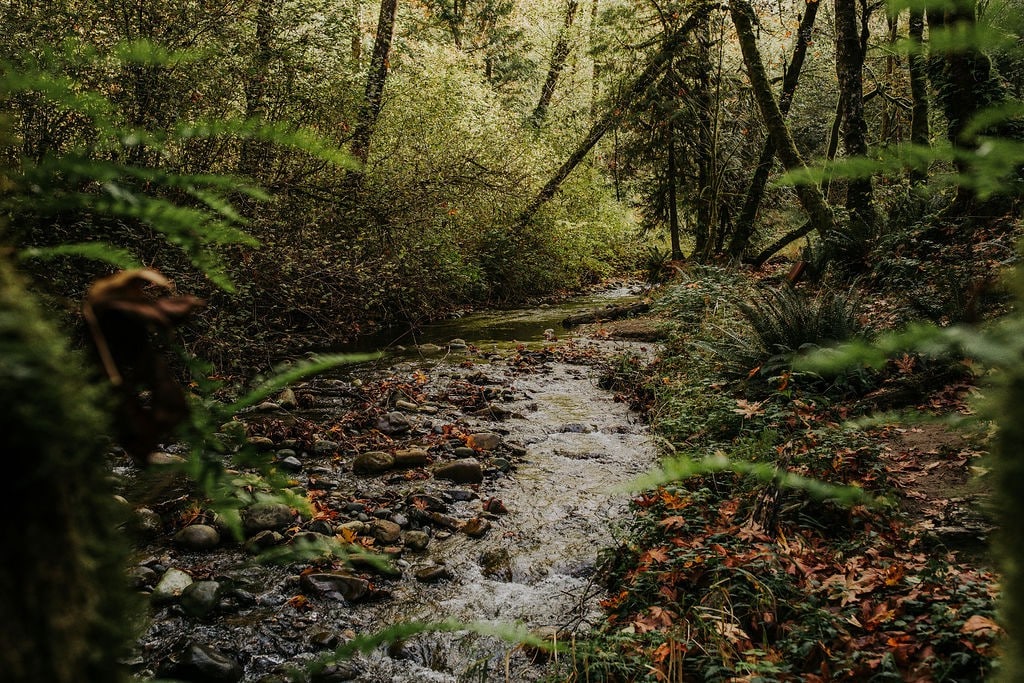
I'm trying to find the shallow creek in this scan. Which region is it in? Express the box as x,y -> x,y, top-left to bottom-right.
133,285 -> 659,682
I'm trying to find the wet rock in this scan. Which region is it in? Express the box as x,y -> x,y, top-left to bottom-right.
393,448 -> 429,467
433,458 -> 483,484
131,507 -> 163,537
418,343 -> 442,353
278,455 -> 303,472
245,530 -> 283,553
243,503 -> 294,535
300,572 -> 370,602
461,517 -> 491,538
406,493 -> 447,512
152,568 -> 193,604
376,411 -> 411,435
470,404 -> 514,419
371,519 -> 402,544
415,564 -> 451,583
174,524 -> 220,550
469,432 -> 501,450
129,565 -> 158,589
307,519 -> 334,535
391,512 -> 409,527
446,489 -> 478,502
372,508 -> 393,519
277,388 -> 298,409
483,498 -> 508,514
336,520 -> 369,535
403,530 -> 430,551
421,511 -> 461,530
162,642 -> 242,683
507,442 -> 528,456
352,451 -> 394,474
255,401 -> 281,413
453,446 -> 476,458
292,531 -> 330,545
247,436 -> 276,451
418,405 -> 439,415
480,548 -> 513,580
492,457 -> 512,472
309,630 -> 340,649
313,439 -> 340,455
559,423 -> 594,434
181,580 -> 221,618
395,399 -> 418,411
448,338 -> 468,349
310,662 -> 361,682
148,452 -> 186,466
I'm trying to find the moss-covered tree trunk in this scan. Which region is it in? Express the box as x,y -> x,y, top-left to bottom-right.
834,0 -> 876,228
729,0 -> 836,244
530,0 -> 581,126
908,7 -> 930,187
728,0 -> 820,259
0,254 -> 135,683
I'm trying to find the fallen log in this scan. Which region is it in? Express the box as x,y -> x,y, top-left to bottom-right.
562,302 -> 650,327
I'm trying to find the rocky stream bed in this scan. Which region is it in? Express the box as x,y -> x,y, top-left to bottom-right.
116,284 -> 662,682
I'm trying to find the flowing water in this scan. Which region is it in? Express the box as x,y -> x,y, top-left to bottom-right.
134,284 -> 660,682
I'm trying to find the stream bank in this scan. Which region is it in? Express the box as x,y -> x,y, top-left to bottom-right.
119,284 -> 663,682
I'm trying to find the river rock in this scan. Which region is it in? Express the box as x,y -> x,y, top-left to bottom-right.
278,455 -> 302,472
394,448 -> 429,467
152,568 -> 193,604
129,565 -> 158,589
148,452 -> 186,466
480,548 -> 513,580
255,401 -> 280,413
418,343 -> 442,353
181,580 -> 221,618
300,572 -> 370,602
453,446 -> 476,458
163,642 -> 242,683
245,530 -> 283,553
415,564 -> 451,583
312,439 -> 340,455
277,388 -> 298,409
403,530 -> 430,551
469,432 -> 501,451
483,498 -> 509,514
406,493 -> 447,512
376,411 -> 411,435
336,520 -> 369,535
352,451 -> 394,474
242,503 -> 294,535
433,458 -> 483,484
371,519 -> 402,544
247,436 -> 275,451
174,524 -> 220,550
132,507 -> 163,536
461,517 -> 491,538
448,338 -> 468,349
492,457 -> 512,472
310,662 -> 362,682
395,399 -> 418,411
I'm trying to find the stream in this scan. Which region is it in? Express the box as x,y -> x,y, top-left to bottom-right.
129,283 -> 659,683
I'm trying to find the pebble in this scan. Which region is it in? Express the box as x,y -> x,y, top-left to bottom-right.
277,388 -> 298,409
469,432 -> 501,451
371,519 -> 402,544
376,411 -> 411,435
242,503 -> 294,535
395,399 -> 418,411
414,564 -> 451,583
313,439 -> 340,455
245,530 -> 283,553
403,530 -> 430,551
247,436 -> 275,451
278,455 -> 303,471
181,580 -> 221,618
300,572 -> 371,602
255,402 -> 281,413
152,568 -> 193,604
393,448 -> 430,467
453,446 -> 476,458
461,517 -> 491,538
131,507 -> 163,536
352,451 -> 395,474
162,642 -> 242,683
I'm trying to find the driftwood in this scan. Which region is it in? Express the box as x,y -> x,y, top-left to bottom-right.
562,302 -> 650,327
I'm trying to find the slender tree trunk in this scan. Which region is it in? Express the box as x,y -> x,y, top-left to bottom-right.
589,0 -> 601,119
908,7 -> 930,186
351,0 -> 362,62
727,0 -> 819,258
351,0 -> 398,164
517,4 -> 713,227
530,0 -> 581,126
693,12 -> 715,261
729,0 -> 835,245
835,0 -> 876,227
667,128 -> 683,260
241,0 -> 274,178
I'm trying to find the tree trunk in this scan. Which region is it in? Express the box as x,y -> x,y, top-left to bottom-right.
240,0 -> 274,178
530,0 -> 581,126
693,12 -> 715,260
516,3 -> 713,228
668,127 -> 683,260
727,0 -> 819,259
834,0 -> 876,227
351,0 -> 398,164
589,0 -> 601,120
908,7 -> 930,186
729,0 -> 836,244
351,0 -> 362,63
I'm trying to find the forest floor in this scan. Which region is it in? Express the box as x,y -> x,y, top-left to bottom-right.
570,262 -> 1005,682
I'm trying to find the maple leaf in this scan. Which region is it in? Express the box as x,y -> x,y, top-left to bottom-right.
658,515 -> 687,531
337,527 -> 358,544
642,546 -> 670,564
733,399 -> 765,418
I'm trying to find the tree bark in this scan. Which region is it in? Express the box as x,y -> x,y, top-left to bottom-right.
530,0 -> 581,126
516,3 -> 713,228
351,0 -> 398,164
908,7 -> 930,186
729,0 -> 836,244
727,0 -> 820,258
834,0 -> 876,227
668,126 -> 683,260
240,0 -> 275,178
